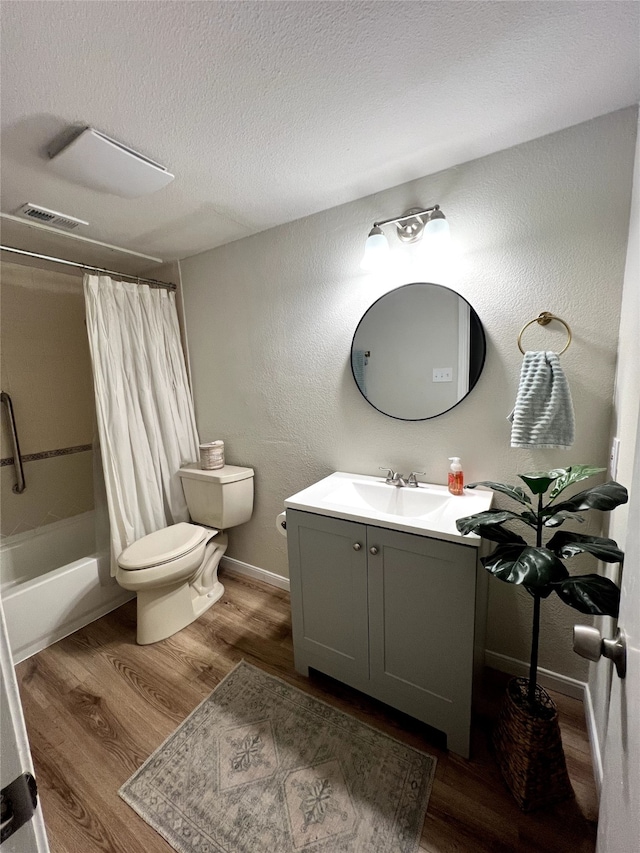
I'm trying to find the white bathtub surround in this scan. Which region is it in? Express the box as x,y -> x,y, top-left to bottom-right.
0,262 -> 96,539
0,512 -> 132,663
1,511 -> 97,589
84,275 -> 200,569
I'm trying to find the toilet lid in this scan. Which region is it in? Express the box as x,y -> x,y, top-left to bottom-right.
118,522 -> 215,570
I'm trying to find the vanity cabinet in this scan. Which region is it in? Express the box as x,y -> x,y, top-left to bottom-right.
286,509 -> 482,758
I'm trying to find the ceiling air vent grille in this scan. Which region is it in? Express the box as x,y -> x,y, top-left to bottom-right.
16,203 -> 89,231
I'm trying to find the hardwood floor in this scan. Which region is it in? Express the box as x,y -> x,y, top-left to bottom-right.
15,570 -> 598,853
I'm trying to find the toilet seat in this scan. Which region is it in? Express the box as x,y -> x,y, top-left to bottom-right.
118,522 -> 217,571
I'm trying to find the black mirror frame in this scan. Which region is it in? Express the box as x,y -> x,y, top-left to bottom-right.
350,282 -> 487,421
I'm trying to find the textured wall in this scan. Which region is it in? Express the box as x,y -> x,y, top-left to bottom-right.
181,109 -> 637,681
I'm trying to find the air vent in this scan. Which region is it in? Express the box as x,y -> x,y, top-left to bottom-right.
16,203 -> 89,231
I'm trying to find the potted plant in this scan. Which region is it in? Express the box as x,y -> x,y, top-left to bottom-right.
456,465 -> 627,810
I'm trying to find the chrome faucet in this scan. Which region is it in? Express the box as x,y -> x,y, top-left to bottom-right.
406,471 -> 425,487
379,467 -> 407,487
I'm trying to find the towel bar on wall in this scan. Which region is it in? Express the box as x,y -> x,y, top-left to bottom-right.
518,311 -> 572,355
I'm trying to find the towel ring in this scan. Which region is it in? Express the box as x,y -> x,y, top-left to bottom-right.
518,311 -> 572,355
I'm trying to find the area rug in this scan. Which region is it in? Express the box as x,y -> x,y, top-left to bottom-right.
120,660 -> 436,853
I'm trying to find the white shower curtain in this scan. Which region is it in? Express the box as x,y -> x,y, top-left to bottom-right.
84,274 -> 200,569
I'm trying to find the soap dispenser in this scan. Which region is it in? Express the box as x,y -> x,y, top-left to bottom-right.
448,457 -> 464,496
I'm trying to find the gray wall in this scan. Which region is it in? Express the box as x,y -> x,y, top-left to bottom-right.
180,108 -> 637,682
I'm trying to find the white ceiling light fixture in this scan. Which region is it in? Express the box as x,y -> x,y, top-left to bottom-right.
360,205 -> 449,270
48,127 -> 175,199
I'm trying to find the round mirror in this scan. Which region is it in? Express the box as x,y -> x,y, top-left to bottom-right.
350,282 -> 486,420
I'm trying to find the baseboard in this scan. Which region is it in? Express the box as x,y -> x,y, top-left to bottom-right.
220,556 -> 290,591
484,650 -> 587,701
583,682 -> 603,797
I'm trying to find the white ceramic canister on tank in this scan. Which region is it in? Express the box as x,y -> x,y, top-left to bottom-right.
199,440 -> 225,470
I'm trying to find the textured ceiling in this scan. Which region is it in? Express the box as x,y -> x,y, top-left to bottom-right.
1,1 -> 639,266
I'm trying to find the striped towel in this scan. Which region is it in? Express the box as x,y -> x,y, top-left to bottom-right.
508,351 -> 575,448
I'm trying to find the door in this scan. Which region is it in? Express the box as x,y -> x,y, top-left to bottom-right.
596,411 -> 640,851
0,599 -> 49,852
367,526 -> 477,758
287,511 -> 369,688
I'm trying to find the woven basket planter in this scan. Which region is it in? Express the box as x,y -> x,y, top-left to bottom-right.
492,677 -> 573,812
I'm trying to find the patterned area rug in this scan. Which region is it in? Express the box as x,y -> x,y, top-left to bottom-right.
120,661 -> 436,853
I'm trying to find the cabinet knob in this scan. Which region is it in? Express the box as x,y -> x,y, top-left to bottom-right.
353,543 -> 362,551
369,546 -> 379,555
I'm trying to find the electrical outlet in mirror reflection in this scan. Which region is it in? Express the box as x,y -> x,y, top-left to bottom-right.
433,367 -> 453,382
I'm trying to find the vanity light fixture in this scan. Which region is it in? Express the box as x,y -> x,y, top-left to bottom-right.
360,205 -> 449,270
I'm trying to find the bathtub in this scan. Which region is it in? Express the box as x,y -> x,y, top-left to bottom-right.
1,512 -> 132,663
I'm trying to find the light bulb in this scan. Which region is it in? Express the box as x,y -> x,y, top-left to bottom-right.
360,226 -> 390,271
424,215 -> 450,241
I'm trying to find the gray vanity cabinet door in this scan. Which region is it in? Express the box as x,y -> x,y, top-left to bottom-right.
367,527 -> 477,758
286,511 -> 369,690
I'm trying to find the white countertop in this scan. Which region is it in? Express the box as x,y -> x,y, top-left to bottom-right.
284,471 -> 493,547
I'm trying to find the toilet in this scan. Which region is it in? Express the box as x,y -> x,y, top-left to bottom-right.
116,463 -> 254,645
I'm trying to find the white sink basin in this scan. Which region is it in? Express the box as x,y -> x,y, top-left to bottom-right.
323,480 -> 451,517
284,472 -> 493,545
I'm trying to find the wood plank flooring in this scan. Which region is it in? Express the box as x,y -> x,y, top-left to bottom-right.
15,570 -> 598,853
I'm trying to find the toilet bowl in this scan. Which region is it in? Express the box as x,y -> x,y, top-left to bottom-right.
116,464 -> 254,644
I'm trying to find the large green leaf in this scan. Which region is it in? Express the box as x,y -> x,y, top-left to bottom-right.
520,509 -> 539,526
543,510 -> 585,528
543,482 -> 628,515
456,510 -> 535,536
524,583 -> 555,599
519,469 -> 566,495
548,465 -> 606,501
482,544 -> 569,587
466,481 -> 531,505
547,531 -> 624,563
475,524 -> 527,545
553,575 -> 620,616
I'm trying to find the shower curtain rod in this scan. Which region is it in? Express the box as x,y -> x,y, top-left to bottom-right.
0,245 -> 177,291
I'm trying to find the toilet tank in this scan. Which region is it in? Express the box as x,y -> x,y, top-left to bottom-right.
178,464 -> 254,529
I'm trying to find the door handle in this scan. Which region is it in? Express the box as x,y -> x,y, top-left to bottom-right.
369,546 -> 379,555
573,625 -> 626,678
